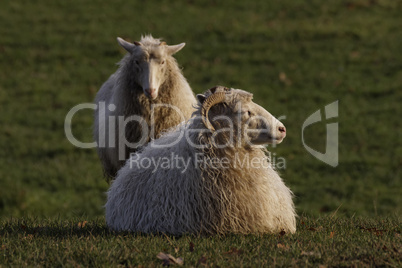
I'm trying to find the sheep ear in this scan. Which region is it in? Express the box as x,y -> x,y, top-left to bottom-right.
166,43 -> 185,55
117,37 -> 139,53
196,94 -> 206,104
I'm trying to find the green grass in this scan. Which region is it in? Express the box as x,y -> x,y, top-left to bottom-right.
1,216 -> 400,267
0,0 -> 401,266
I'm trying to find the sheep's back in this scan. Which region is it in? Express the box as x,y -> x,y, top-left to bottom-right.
105,128 -> 204,234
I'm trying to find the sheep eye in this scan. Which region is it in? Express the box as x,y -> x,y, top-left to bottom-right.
135,60 -> 140,65
248,111 -> 252,116
161,60 -> 165,65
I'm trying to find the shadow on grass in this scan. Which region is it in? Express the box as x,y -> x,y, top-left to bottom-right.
0,217 -> 210,240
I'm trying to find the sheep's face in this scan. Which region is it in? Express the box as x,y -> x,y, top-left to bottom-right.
132,48 -> 167,100
235,100 -> 286,145
198,87 -> 286,147
117,37 -> 185,100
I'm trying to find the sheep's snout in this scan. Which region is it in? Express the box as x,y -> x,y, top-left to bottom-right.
278,125 -> 286,138
271,121 -> 286,143
144,88 -> 158,99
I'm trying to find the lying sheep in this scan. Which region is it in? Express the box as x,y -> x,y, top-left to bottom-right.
105,86 -> 296,235
94,35 -> 196,178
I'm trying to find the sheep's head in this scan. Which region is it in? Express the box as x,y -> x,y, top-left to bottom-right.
117,36 -> 185,100
196,86 -> 286,146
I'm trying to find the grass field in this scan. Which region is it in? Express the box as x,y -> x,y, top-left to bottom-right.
1,216 -> 400,267
0,0 -> 401,266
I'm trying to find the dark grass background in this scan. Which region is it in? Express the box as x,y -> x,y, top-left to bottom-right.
0,0 -> 401,219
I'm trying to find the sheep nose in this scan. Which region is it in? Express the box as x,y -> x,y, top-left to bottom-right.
278,126 -> 286,133
145,88 -> 158,99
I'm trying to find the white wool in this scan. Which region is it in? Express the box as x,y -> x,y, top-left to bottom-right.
105,88 -> 296,235
94,35 -> 196,178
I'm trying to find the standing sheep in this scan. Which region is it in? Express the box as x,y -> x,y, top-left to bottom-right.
105,86 -> 296,235
94,35 -> 196,178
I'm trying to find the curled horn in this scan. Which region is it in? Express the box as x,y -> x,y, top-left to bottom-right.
201,86 -> 230,131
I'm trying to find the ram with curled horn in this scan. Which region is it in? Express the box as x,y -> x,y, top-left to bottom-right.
106,85 -> 295,235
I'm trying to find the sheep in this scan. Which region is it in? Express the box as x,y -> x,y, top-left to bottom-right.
105,86 -> 296,235
94,35 -> 197,178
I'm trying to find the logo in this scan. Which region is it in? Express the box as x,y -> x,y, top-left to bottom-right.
302,101 -> 339,167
